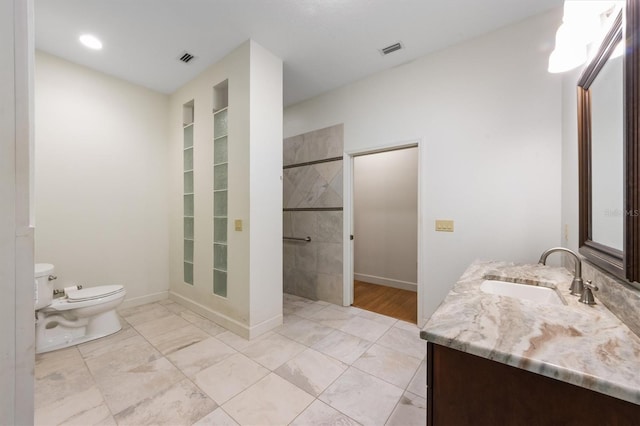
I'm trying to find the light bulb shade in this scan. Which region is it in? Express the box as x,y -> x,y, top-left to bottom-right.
548,45 -> 587,73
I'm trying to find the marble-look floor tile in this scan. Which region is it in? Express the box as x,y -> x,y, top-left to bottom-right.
339,316 -> 393,342
58,404 -> 116,426
179,310 -> 227,336
162,300 -> 189,314
320,367 -> 404,426
241,333 -> 306,370
407,359 -> 427,398
84,335 -> 162,377
114,378 -> 216,426
35,348 -> 96,410
223,373 -> 314,426
144,323 -> 210,355
357,309 -> 399,327
35,385 -> 110,426
95,356 -> 184,415
119,303 -> 173,326
290,399 -> 361,426
293,302 -> 332,319
377,326 -> 426,360
35,347 -> 83,379
194,353 -> 269,405
33,293 -> 429,426
118,302 -> 162,318
192,407 -> 239,426
309,305 -> 360,329
281,311 -> 305,326
393,319 -> 421,332
133,313 -> 190,340
385,391 -> 426,426
216,330 -> 273,352
353,344 -> 422,389
167,337 -> 236,379
284,303 -> 302,317
275,348 -> 347,396
284,293 -> 315,304
78,327 -> 140,360
312,330 -> 373,365
276,317 -> 335,346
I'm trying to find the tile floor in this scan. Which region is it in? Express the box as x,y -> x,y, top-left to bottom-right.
34,293 -> 427,426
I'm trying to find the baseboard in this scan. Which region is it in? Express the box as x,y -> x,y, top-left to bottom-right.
119,291 -> 168,310
248,314 -> 283,339
354,273 -> 417,292
168,292 -> 282,340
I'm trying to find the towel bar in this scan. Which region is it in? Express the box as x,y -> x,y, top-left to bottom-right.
283,236 -> 311,242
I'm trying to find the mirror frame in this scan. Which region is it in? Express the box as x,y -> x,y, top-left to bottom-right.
578,0 -> 640,287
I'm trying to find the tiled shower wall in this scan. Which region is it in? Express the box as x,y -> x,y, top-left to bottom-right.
283,124 -> 344,305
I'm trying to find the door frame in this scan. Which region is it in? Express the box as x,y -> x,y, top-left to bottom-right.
342,139 -> 424,326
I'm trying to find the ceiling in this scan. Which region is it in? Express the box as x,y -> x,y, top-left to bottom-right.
34,0 -> 562,106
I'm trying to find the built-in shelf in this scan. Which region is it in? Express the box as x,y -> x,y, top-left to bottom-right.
212,81 -> 228,297
183,101 -> 195,285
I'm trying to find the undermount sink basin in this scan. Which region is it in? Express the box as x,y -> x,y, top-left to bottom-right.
480,280 -> 564,305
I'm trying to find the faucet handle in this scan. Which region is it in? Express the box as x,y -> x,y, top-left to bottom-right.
579,280 -> 598,305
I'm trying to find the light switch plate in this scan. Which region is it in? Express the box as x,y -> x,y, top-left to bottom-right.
235,219 -> 243,231
435,219 -> 454,232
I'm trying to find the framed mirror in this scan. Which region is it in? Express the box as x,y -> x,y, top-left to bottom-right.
578,0 -> 640,287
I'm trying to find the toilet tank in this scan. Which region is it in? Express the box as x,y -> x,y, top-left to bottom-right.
34,263 -> 55,310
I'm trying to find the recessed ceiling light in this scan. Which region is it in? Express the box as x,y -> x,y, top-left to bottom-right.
79,34 -> 102,50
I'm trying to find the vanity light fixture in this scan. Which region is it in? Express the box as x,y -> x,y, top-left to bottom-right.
79,34 -> 103,50
548,23 -> 588,73
548,0 -> 623,73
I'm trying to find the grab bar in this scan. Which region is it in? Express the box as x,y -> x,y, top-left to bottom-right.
283,236 -> 312,242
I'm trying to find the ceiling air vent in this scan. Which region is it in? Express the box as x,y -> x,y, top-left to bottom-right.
178,51 -> 196,64
379,42 -> 403,56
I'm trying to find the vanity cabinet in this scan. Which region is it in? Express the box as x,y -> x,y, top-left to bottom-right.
427,342 -> 640,425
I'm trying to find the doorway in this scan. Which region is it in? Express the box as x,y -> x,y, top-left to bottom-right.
347,145 -> 419,324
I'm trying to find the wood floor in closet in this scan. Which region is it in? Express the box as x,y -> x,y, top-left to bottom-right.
352,280 -> 417,324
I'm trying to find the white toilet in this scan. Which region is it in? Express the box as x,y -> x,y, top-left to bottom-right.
34,263 -> 126,354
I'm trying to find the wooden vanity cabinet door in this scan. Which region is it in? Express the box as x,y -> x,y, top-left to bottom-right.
427,342 -> 640,426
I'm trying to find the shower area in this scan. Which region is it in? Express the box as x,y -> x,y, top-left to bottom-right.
283,124 -> 344,305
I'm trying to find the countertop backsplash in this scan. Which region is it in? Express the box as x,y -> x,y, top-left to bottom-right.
582,260 -> 640,339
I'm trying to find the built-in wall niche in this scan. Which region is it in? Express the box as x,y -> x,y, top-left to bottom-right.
213,79 -> 228,112
183,100 -> 195,285
213,80 -> 228,297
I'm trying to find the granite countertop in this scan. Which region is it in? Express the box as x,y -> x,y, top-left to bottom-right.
420,260 -> 640,405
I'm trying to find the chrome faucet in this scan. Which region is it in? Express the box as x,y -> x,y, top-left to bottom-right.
538,247 -> 584,296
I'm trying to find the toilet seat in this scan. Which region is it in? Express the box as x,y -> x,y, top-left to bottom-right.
43,285 -> 125,312
66,285 -> 124,302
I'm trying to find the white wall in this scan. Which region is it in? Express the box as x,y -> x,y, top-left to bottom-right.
249,42 -> 283,331
354,148 -> 418,290
169,40 -> 283,338
34,51 -> 171,307
1,0 -> 35,423
285,9 -> 563,323
561,66 -> 582,254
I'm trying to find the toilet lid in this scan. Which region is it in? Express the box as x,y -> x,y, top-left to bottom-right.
66,285 -> 124,302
